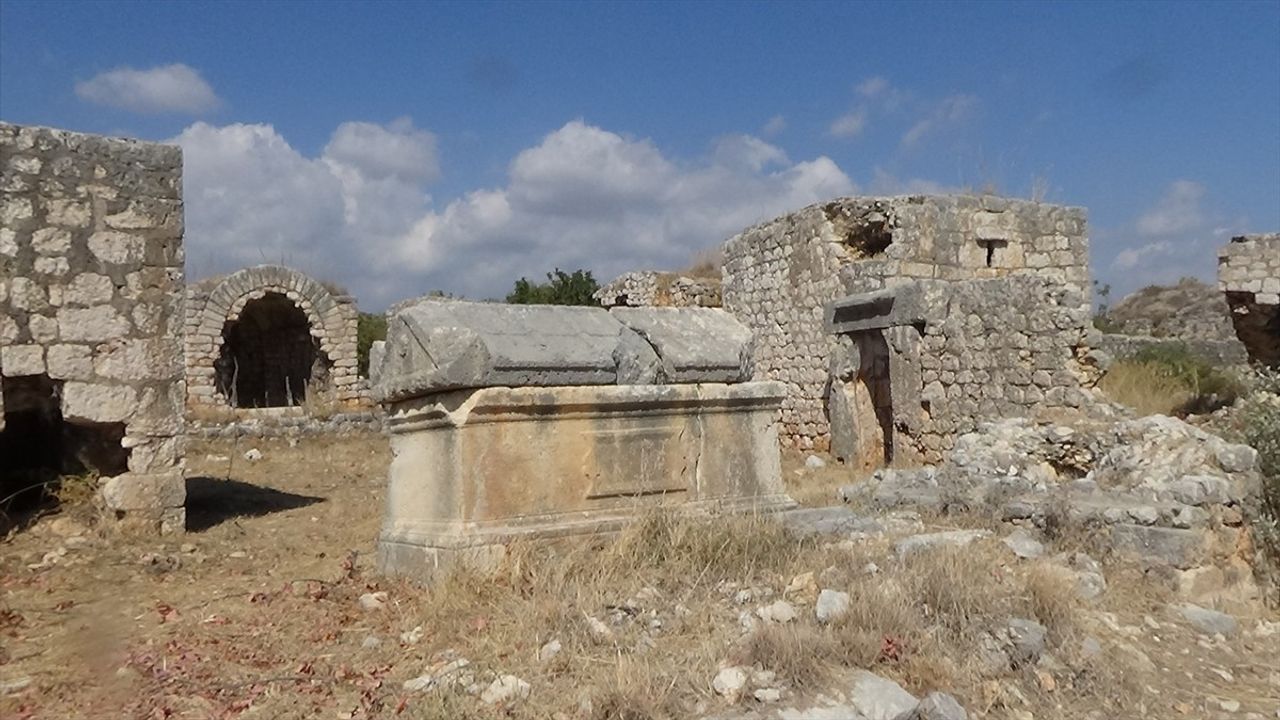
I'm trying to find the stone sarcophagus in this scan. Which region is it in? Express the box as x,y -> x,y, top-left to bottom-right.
373,301 -> 794,579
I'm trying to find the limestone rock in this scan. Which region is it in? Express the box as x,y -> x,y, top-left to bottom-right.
815,589 -> 851,624
1176,603 -> 1239,636
847,670 -> 919,720
481,675 -> 530,705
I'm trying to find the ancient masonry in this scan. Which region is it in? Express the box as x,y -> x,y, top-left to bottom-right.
0,123 -> 186,533
722,195 -> 1099,462
372,301 -> 792,578
1218,233 -> 1280,367
184,265 -> 369,414
594,270 -> 722,308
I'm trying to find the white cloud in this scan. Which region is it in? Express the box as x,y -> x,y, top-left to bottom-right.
868,168 -> 959,195
1112,240 -> 1173,270
75,63 -> 220,114
901,93 -> 980,148
1100,179 -> 1236,294
174,119 -> 854,308
857,76 -> 889,98
762,115 -> 787,136
1136,180 -> 1205,237
828,109 -> 868,139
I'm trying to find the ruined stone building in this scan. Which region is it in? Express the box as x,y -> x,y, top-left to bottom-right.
1218,234 -> 1279,367
722,195 -> 1099,466
1,123 -> 186,532
184,265 -> 367,414
594,270 -> 722,308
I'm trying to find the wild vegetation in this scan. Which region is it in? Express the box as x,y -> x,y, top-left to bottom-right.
506,269 -> 600,306
1098,343 -> 1244,416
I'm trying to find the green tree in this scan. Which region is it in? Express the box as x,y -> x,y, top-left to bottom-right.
356,312 -> 388,377
505,268 -> 600,306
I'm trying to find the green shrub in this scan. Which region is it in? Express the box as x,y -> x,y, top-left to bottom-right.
506,268 -> 600,306
1231,370 -> 1280,606
356,312 -> 387,377
1121,343 -> 1244,413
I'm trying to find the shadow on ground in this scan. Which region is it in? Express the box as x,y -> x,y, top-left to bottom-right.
185,476 -> 325,532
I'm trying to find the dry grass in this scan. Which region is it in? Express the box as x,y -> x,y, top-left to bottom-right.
5,435 -> 1273,720
1099,360 -> 1194,416
682,247 -> 723,279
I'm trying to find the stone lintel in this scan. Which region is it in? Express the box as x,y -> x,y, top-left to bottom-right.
824,285 -> 929,334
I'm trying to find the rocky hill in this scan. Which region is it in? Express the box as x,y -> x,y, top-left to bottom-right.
1103,277 -> 1237,342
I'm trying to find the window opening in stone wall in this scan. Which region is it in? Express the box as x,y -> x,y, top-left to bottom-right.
978,238 -> 1009,268
215,293 -> 331,408
0,375 -> 129,530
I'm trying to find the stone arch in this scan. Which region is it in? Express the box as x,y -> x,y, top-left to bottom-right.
185,265 -> 365,412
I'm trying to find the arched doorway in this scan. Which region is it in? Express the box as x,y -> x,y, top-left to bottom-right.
214,293 -> 331,408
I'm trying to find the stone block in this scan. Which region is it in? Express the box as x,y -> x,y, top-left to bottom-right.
100,470 -> 186,511
609,306 -> 753,383
1109,524 -> 1205,569
0,344 -> 45,376
61,381 -> 137,423
377,301 -> 629,402
377,382 -> 793,579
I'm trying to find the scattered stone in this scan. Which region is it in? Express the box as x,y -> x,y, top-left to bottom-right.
785,572 -> 817,600
1176,603 -> 1239,636
242,448 -> 263,461
815,589 -> 851,624
400,626 -> 424,645
586,615 -> 615,642
805,454 -> 827,469
754,687 -> 782,703
847,670 -> 919,720
228,550 -> 248,559
538,638 -> 562,662
895,529 -> 991,558
1003,618 -> 1048,666
179,543 -> 197,554
359,591 -> 389,611
778,506 -> 880,537
713,666 -> 749,700
481,675 -> 530,705
756,600 -> 798,624
1002,528 -> 1045,559
894,692 -> 968,720
361,635 -> 381,649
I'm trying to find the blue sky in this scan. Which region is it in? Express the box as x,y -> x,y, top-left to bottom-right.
2,0 -> 1278,309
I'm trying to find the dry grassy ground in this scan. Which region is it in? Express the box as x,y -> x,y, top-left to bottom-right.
1,435 -> 1277,719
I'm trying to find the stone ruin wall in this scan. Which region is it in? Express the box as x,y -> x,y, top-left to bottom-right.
0,123 -> 186,533
184,265 -> 370,417
594,270 -> 722,308
722,195 -> 1095,453
1218,233 -> 1280,367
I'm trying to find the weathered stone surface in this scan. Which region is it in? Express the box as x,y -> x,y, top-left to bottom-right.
0,122 -> 186,534
595,270 -> 722,308
377,301 -> 626,401
610,306 -> 753,383
1218,233 -> 1279,367
377,382 -> 793,579
184,265 -> 371,414
1176,603 -> 1239,636
61,382 -> 138,423
0,344 -> 45,376
894,692 -> 968,720
847,670 -> 919,720
377,301 -> 759,402
723,195 -> 1094,452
